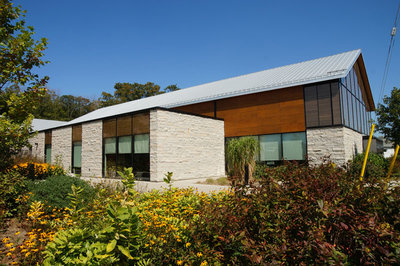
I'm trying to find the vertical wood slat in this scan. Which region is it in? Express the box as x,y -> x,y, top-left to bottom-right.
103,118 -> 116,138
133,113 -> 150,134
72,124 -> 82,142
45,131 -> 52,144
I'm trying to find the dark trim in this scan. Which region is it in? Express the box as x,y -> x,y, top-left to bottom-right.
153,107 -> 224,121
329,82 -> 334,125
213,101 -> 217,118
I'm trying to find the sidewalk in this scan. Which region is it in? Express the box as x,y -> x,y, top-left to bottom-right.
81,177 -> 230,194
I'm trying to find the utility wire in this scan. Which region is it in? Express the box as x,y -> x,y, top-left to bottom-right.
378,2 -> 400,104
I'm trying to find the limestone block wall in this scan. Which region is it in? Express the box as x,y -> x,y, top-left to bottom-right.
51,127 -> 72,171
343,127 -> 363,162
150,109 -> 225,181
28,132 -> 45,161
307,126 -> 363,166
81,120 -> 102,178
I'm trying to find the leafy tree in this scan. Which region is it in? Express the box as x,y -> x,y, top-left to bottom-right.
0,0 -> 48,170
376,87 -> 400,145
100,82 -> 180,107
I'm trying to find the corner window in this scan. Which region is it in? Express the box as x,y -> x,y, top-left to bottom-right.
45,131 -> 52,164
72,125 -> 82,174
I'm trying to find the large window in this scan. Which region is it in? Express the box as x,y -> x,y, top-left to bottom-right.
339,66 -> 370,135
103,112 -> 150,180
304,81 -> 341,127
45,131 -> 52,164
72,125 -> 82,174
229,132 -> 307,165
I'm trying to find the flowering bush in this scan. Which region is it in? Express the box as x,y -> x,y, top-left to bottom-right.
12,162 -> 65,180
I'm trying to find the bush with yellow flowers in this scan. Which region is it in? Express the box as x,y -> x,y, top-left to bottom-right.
13,162 -> 65,180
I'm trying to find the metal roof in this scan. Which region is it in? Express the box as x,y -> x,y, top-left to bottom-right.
59,49 -> 364,127
31,119 -> 68,132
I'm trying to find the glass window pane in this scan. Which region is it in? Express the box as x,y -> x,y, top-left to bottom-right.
73,142 -> 82,168
118,136 -> 132,154
331,82 -> 341,125
134,134 -> 149,154
104,137 -> 116,154
304,85 -> 318,127
317,83 -> 332,126
45,144 -> 51,164
259,134 -> 282,161
282,132 -> 306,160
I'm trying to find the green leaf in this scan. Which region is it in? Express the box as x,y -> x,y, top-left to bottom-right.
106,239 -> 117,253
117,245 -> 133,260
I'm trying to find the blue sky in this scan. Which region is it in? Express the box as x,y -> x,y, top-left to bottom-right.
16,0 -> 400,105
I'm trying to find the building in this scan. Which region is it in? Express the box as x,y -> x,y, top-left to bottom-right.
28,49 -> 375,180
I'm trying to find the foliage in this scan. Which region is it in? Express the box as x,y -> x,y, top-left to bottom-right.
0,170 -> 26,221
13,162 -> 65,180
118,167 -> 136,193
163,171 -> 173,190
190,162 -> 400,264
25,175 -> 95,209
348,152 -> 389,180
376,87 -> 400,145
226,137 -> 259,184
32,89 -> 99,121
99,82 -> 180,107
0,0 -> 48,171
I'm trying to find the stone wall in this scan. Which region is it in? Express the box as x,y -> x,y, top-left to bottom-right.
27,132 -> 45,161
150,109 -> 225,181
81,120 -> 103,178
343,127 -> 363,162
307,126 -> 363,166
51,127 -> 72,171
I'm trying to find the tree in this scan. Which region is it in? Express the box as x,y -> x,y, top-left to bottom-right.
376,87 -> 400,146
0,0 -> 48,170
99,82 -> 180,107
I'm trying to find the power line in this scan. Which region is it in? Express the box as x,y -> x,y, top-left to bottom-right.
378,2 -> 400,104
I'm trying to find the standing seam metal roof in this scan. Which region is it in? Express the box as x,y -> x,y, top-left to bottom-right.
62,49 -> 363,126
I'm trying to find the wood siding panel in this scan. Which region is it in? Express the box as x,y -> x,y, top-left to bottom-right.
174,86 -> 305,137
174,101 -> 214,117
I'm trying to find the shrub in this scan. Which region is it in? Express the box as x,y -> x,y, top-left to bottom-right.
0,171 -> 26,222
226,137 -> 259,184
348,152 -> 389,179
13,162 -> 65,180
190,162 -> 400,264
26,175 -> 95,209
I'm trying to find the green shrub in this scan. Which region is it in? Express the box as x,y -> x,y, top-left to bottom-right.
13,162 -> 65,180
0,171 -> 26,222
26,175 -> 95,209
190,162 -> 400,264
348,152 -> 389,179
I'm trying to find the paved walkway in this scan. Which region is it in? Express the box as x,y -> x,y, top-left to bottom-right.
81,177 -> 230,194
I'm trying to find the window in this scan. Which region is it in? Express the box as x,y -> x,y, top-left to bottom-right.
304,81 -> 341,128
72,125 -> 82,174
102,112 -> 150,180
259,134 -> 281,161
45,131 -> 52,164
282,132 -> 306,160
72,142 -> 82,174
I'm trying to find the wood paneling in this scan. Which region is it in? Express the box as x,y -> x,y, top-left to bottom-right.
117,115 -> 132,136
174,101 -> 214,117
103,118 -> 116,138
72,125 -> 82,142
174,86 -> 305,137
45,131 -> 52,145
133,113 -> 150,134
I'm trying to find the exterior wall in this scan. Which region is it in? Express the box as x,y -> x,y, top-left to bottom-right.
343,127 -> 363,162
81,120 -> 103,178
150,109 -> 225,181
307,126 -> 363,166
27,132 -> 45,161
174,86 -> 305,137
51,127 -> 72,171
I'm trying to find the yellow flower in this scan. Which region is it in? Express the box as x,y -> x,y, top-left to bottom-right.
185,242 -> 191,248
200,261 -> 208,266
15,231 -> 21,235
197,252 -> 203,257
25,252 -> 31,257
177,260 -> 183,265
2,237 -> 10,243
6,252 -> 12,257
